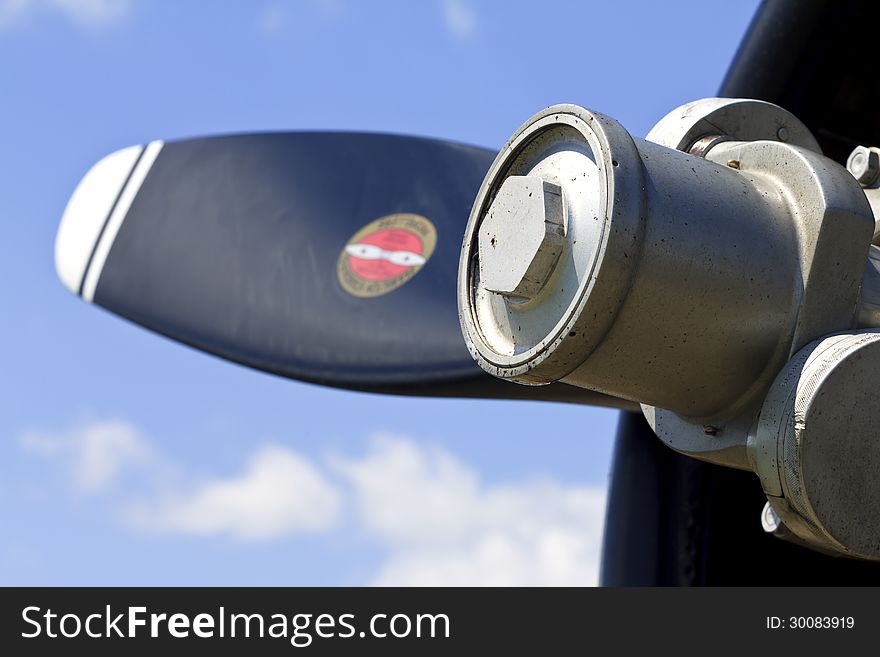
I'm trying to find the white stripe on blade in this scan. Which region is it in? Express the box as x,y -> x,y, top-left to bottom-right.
54,144 -> 144,296
81,140 -> 164,302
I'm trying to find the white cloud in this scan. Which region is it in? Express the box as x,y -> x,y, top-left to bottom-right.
441,0 -> 476,39
52,0 -> 129,26
0,0 -> 130,30
22,420 -> 607,584
0,0 -> 27,28
126,444 -> 342,541
257,4 -> 286,35
257,0 -> 343,35
335,435 -> 607,586
21,419 -> 152,492
313,0 -> 343,17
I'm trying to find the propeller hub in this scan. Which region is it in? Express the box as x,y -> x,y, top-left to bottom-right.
458,98 -> 880,562
459,101 -> 874,419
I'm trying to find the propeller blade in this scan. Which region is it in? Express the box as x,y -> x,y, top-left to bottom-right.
55,131 -> 633,408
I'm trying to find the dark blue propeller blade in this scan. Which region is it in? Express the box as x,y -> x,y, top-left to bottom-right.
55,130 -> 631,407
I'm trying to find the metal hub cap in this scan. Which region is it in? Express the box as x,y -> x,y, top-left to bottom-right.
457,105 -> 645,384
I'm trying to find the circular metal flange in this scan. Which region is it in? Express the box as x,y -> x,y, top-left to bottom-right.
755,330 -> 880,559
457,104 -> 645,384
646,97 -> 821,153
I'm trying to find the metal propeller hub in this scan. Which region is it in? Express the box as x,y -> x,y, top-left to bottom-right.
458,105 -> 644,385
458,97 -> 880,561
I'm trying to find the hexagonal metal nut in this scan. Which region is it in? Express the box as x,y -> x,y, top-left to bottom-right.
478,176 -> 566,299
846,145 -> 880,186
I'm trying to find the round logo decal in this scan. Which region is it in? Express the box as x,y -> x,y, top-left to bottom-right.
337,213 -> 437,298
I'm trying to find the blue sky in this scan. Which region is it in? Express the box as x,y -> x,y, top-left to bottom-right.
0,0 -> 760,585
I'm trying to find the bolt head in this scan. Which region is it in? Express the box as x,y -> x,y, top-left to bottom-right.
478,176 -> 566,300
846,145 -> 880,186
761,501 -> 781,534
